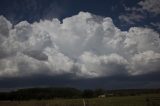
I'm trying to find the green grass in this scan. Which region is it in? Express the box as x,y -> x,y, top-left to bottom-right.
0,93 -> 160,106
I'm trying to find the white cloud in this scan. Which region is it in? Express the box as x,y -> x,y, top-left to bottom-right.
44,47 -> 74,74
77,52 -> 128,77
124,27 -> 160,53
0,12 -> 160,78
130,51 -> 160,75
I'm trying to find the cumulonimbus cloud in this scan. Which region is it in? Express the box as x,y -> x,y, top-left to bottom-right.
0,12 -> 160,78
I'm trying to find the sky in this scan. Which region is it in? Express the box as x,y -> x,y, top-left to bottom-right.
0,0 -> 160,91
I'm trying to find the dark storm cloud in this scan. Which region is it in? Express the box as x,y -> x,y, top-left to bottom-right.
0,71 -> 160,91
0,50 -> 10,59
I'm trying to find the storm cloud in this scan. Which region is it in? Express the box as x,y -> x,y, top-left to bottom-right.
0,12 -> 160,79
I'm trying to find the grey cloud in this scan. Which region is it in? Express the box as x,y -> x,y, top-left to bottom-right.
0,16 -> 11,37
151,22 -> 160,30
119,12 -> 144,24
138,0 -> 160,15
120,0 -> 160,25
124,0 -> 160,15
14,21 -> 32,42
23,50 -> 48,61
0,49 -> 10,59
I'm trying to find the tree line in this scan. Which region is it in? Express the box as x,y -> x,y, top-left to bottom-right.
0,87 -> 160,100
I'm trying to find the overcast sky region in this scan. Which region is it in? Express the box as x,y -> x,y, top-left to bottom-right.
0,0 -> 160,91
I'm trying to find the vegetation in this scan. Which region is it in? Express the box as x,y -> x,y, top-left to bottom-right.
0,87 -> 160,100
0,88 -> 160,106
0,94 -> 160,106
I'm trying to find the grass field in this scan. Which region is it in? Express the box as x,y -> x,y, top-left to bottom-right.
0,94 -> 160,106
